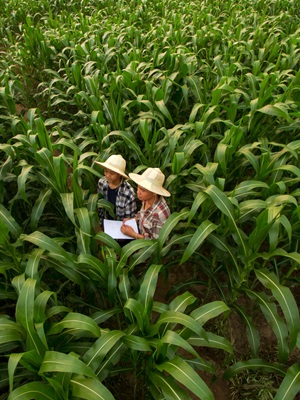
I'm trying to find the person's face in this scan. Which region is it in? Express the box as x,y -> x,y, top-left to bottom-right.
137,185 -> 156,202
104,168 -> 122,186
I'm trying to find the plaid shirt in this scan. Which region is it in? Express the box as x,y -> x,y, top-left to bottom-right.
137,196 -> 170,240
97,178 -> 137,223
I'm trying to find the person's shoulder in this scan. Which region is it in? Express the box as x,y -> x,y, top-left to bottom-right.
98,178 -> 107,184
122,179 -> 135,190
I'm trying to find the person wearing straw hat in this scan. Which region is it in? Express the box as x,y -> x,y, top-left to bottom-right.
121,167 -> 171,240
95,155 -> 137,225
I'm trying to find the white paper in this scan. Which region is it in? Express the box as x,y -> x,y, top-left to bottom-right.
103,219 -> 139,239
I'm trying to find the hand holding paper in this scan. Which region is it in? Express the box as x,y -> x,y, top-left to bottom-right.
103,218 -> 138,239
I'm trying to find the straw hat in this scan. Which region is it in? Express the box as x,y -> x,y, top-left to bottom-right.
129,168 -> 171,197
95,155 -> 129,178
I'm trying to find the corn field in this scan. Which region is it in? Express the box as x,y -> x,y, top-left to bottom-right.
0,0 -> 300,399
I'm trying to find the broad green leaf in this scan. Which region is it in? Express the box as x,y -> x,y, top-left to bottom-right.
187,192 -> 207,224
15,278 -> 46,356
17,164 -> 34,202
257,103 -> 292,122
180,220 -> 217,264
138,264 -> 161,312
39,351 -> 96,378
151,311 -> 203,337
47,313 -> 101,337
8,381 -> 57,400
94,231 -> 121,254
129,240 -> 158,269
260,248 -> 300,265
188,332 -> 233,354
149,371 -> 190,400
61,192 -> 76,225
256,269 -> 300,350
161,330 -> 200,359
0,204 -> 22,238
30,188 -> 52,230
246,290 -> 289,363
70,376 -> 115,400
223,358 -> 286,379
34,291 -> 54,323
233,181 -> 269,199
157,356 -> 214,400
274,363 -> 300,400
124,298 -> 145,331
155,99 -> 174,124
75,207 -> 91,254
161,292 -> 198,338
157,208 -> 190,251
190,301 -> 230,325
205,185 -> 247,259
122,334 -> 152,352
21,231 -> 75,266
83,330 -> 125,372
233,305 -> 260,358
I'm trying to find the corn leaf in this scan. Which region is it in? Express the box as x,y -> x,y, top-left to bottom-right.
274,363 -> 300,400
70,376 -> 115,400
8,381 -> 57,400
256,269 -> 300,351
157,356 -> 214,400
180,220 -> 217,264
223,358 -> 286,379
39,351 -> 97,378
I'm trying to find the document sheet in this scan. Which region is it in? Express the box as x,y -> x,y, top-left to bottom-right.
103,218 -> 139,239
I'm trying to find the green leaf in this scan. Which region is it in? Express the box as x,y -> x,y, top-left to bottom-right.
25,248 -> 44,279
151,311 -> 203,337
61,192 -> 76,225
83,330 -> 125,372
256,269 -> 300,350
233,305 -> 260,358
15,278 -> 46,356
17,164 -> 34,202
138,264 -> 161,312
246,290 -> 289,363
0,204 -> 22,238
39,351 -> 97,378
70,376 -> 115,400
157,209 -> 189,252
122,334 -> 152,352
8,381 -> 57,400
191,301 -> 230,325
94,231 -> 121,254
188,332 -> 233,354
149,371 -> 190,400
47,313 -> 101,337
180,220 -> 217,264
223,358 -> 286,379
21,231 -> 75,267
205,185 -> 247,259
157,356 -> 214,400
274,363 -> 300,400
30,188 -> 52,230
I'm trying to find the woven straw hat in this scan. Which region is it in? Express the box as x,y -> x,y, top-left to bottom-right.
129,168 -> 170,197
95,155 -> 129,179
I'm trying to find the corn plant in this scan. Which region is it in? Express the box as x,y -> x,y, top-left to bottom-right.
1,0 -> 300,399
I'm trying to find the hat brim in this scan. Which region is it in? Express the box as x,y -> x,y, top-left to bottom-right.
129,173 -> 171,197
95,161 -> 129,179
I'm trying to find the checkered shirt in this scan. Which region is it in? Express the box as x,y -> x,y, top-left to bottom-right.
97,178 -> 137,223
137,196 -> 170,240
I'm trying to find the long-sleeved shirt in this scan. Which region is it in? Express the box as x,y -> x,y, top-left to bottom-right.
97,178 -> 137,224
137,196 -> 170,240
